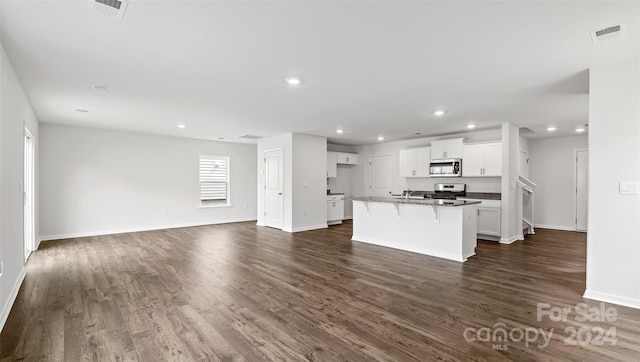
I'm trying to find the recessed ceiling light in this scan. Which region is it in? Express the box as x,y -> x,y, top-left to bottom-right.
575,128 -> 585,133
434,110 -> 446,116
92,85 -> 107,92
377,136 -> 384,141
177,124 -> 186,129
547,127 -> 557,131
76,108 -> 88,113
285,77 -> 301,85
336,129 -> 344,134
467,124 -> 476,129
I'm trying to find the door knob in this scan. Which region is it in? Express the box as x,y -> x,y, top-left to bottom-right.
278,192 -> 282,195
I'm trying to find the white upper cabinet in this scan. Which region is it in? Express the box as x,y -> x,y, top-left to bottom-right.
430,138 -> 464,159
483,143 -> 502,176
462,142 -> 502,177
327,151 -> 337,178
337,152 -> 358,165
400,147 -> 430,177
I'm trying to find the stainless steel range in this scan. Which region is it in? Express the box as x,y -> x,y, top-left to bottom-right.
430,183 -> 466,200
401,183 -> 467,200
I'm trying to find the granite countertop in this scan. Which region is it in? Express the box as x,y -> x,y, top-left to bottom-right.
327,192 -> 345,195
462,192 -> 501,200
403,191 -> 501,201
352,196 -> 481,207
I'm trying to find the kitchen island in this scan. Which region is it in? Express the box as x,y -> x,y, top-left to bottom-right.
352,197 -> 481,262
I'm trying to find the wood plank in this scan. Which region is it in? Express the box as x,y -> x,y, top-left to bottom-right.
1,222 -> 639,361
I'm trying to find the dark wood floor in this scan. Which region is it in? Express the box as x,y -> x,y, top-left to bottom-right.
1,221 -> 639,361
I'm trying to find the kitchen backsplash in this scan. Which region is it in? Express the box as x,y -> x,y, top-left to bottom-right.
406,177 -> 501,193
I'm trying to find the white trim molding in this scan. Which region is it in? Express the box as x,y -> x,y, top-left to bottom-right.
0,267 -> 27,333
499,235 -> 519,244
283,224 -> 328,233
39,217 -> 257,242
534,224 -> 576,232
584,289 -> 640,310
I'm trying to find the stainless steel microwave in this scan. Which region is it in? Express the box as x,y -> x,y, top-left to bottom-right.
429,159 -> 462,177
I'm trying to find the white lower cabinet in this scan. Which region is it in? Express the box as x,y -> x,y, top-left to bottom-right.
459,198 -> 501,239
477,207 -> 501,237
327,195 -> 345,225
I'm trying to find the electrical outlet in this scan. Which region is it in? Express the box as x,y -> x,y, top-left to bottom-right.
163,208 -> 168,214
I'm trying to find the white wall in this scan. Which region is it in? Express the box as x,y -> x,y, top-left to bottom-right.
529,135 -> 588,230
0,44 -> 39,331
257,133 -> 327,232
351,129 -> 503,199
585,61 -> 640,309
519,136 -> 529,154
40,124 -> 257,239
500,123 -> 520,243
292,134 -> 328,230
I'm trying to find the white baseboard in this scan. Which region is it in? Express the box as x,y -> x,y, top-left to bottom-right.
283,224 -> 328,233
584,289 -> 640,309
0,267 -> 26,333
39,217 -> 258,242
534,224 -> 576,232
499,235 -> 519,244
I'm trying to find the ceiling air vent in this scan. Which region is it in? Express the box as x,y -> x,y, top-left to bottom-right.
591,23 -> 626,44
238,135 -> 262,140
87,0 -> 129,21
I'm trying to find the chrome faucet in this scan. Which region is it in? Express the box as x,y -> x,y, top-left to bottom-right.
404,189 -> 411,200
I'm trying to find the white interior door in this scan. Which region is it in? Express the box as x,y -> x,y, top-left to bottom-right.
576,150 -> 588,231
265,149 -> 284,229
519,151 -> 529,178
370,155 -> 392,197
24,128 -> 35,260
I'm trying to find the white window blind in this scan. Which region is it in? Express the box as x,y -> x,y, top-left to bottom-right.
199,155 -> 229,204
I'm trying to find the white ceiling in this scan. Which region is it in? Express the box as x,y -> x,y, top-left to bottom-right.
1,1 -> 638,145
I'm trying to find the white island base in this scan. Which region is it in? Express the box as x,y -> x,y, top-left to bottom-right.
352,199 -> 478,262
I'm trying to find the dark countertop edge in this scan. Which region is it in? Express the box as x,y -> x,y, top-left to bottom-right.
401,191 -> 501,201
463,192 -> 502,200
352,197 -> 481,207
327,193 -> 345,195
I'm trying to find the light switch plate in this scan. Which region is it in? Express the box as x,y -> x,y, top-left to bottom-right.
619,181 -> 639,195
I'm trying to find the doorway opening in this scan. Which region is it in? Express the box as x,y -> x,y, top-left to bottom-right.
24,127 -> 35,261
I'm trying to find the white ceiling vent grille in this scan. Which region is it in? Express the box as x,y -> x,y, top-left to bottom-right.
87,0 -> 129,21
238,134 -> 262,140
591,23 -> 627,44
